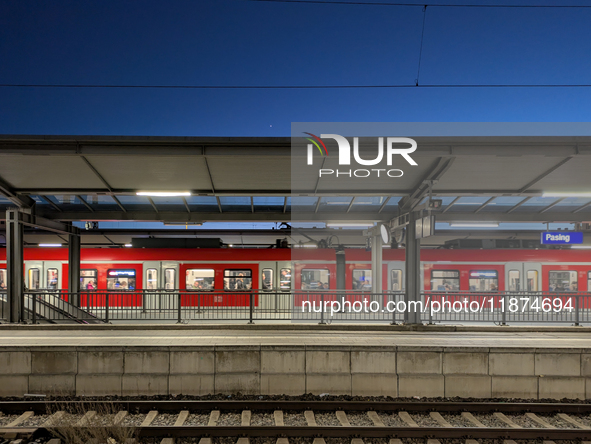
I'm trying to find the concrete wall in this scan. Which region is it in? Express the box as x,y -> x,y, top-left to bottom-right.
0,345 -> 589,399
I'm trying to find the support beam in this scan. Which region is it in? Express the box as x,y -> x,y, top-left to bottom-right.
182,197 -> 191,213
28,209 -> 591,223
6,211 -> 81,235
474,197 -> 496,213
377,196 -> 391,213
6,210 -> 24,323
573,200 -> 591,213
539,198 -> 565,213
0,174 -> 35,208
507,196 -> 531,214
371,234 -> 382,296
203,156 -> 216,194
40,195 -> 62,212
405,213 -> 421,325
147,197 -> 159,213
68,234 -> 81,306
336,249 -> 346,292
80,156 -> 127,212
346,197 -> 356,213
76,195 -> 94,212
518,157 -> 573,192
441,196 -> 460,213
398,157 -> 455,212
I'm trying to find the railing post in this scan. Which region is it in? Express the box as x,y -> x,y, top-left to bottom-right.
501,292 -> 507,326
32,292 -> 37,324
391,293 -> 396,325
248,291 -> 254,324
177,292 -> 182,324
575,294 -> 580,326
105,292 -> 109,323
319,292 -> 325,325
427,294 -> 433,325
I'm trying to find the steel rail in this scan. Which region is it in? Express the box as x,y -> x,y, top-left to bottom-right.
131,425 -> 591,439
2,400 -> 591,414
3,425 -> 590,440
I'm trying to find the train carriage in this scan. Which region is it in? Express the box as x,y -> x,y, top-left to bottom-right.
1,248 -> 590,313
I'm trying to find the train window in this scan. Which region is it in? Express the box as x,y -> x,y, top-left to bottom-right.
431,270 -> 460,291
469,270 -> 498,291
352,269 -> 372,290
527,270 -> 539,291
81,269 -> 97,290
224,269 -> 252,291
0,269 -> 6,291
391,270 -> 403,291
280,268 -> 292,290
261,268 -> 273,290
186,269 -> 215,291
549,271 -> 577,292
47,269 -> 59,290
301,269 -> 330,290
508,270 -> 520,292
165,269 -> 176,290
28,268 -> 40,290
146,268 -> 158,290
107,269 -> 136,290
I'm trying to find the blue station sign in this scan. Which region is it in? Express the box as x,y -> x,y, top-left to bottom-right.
540,231 -> 583,245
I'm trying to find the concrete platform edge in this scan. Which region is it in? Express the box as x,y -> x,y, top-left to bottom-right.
0,324 -> 590,333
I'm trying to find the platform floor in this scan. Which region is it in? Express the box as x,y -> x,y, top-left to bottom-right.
1,328 -> 590,348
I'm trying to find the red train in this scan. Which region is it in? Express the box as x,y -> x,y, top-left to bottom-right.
0,248 -> 588,298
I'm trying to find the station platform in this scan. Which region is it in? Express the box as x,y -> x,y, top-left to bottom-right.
1,325 -> 591,400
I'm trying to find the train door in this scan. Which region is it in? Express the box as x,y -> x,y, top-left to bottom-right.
25,261 -> 62,291
387,261 -> 405,292
523,263 -> 541,292
386,261 -> 405,309
505,262 -> 541,292
259,261 -> 277,311
143,261 -> 180,312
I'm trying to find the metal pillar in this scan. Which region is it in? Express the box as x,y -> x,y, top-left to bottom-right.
6,210 -> 24,323
68,233 -> 81,306
371,234 -> 382,296
336,249 -> 346,291
405,214 -> 421,324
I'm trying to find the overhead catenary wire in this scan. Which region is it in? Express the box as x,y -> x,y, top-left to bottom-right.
415,5 -> 427,86
2,0 -> 589,91
2,83 -> 591,89
245,0 -> 591,7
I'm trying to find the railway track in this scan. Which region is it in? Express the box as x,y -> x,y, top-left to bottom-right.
2,400 -> 591,443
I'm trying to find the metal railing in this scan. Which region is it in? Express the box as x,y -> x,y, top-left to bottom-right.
0,291 -> 6,321
1,290 -> 591,325
423,291 -> 591,326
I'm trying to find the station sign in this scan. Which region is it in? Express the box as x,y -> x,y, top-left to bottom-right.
540,231 -> 583,245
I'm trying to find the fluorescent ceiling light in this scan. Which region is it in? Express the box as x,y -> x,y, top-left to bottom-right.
449,222 -> 499,228
326,223 -> 375,228
542,192 -> 591,198
39,243 -> 62,247
124,244 -> 132,247
571,245 -> 591,249
136,192 -> 191,197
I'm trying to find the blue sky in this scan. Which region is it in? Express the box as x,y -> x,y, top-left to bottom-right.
1,0 -> 591,137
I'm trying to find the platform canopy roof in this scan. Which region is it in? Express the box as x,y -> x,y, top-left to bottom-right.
1,134 -> 591,224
